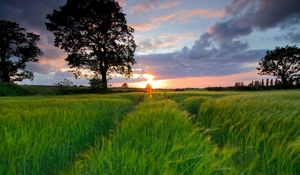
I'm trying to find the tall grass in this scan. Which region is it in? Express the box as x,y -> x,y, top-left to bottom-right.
165,91 -> 238,103
196,91 -> 300,174
165,91 -> 240,115
0,93 -> 142,174
65,96 -> 236,175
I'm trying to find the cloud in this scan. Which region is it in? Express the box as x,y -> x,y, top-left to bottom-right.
137,32 -> 197,54
132,0 -> 300,80
132,50 -> 264,81
178,9 -> 225,22
26,62 -> 54,75
174,0 -> 300,72
276,31 -> 300,43
130,0 -> 181,13
117,0 -> 126,7
0,0 -> 65,30
130,8 -> 224,32
0,0 -> 68,76
225,0 -> 300,30
130,13 -> 176,31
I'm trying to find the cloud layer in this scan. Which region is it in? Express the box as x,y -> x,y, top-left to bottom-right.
1,0 -> 300,86
168,0 -> 300,79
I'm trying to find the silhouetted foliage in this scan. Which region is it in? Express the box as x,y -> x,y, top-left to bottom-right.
46,0 -> 136,91
0,20 -> 42,82
55,78 -> 73,87
122,83 -> 128,88
89,77 -> 103,90
257,45 -> 300,87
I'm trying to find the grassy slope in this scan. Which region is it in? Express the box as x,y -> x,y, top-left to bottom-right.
64,94 -> 236,175
0,93 -> 142,175
168,90 -> 300,174
0,83 -> 92,96
197,91 -> 300,174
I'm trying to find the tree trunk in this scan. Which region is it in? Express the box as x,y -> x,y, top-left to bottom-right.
101,70 -> 108,91
0,55 -> 10,83
281,75 -> 288,88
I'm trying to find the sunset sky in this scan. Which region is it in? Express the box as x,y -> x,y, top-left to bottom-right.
1,0 -> 300,88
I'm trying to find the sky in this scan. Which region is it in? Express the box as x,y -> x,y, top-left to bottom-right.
0,0 -> 300,88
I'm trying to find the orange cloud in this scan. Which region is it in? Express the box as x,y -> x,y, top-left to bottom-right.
137,32 -> 197,53
179,9 -> 225,21
160,1 -> 181,9
117,0 -> 125,7
130,13 -> 176,32
130,23 -> 156,32
38,54 -> 67,71
130,8 -> 225,32
130,0 -> 181,13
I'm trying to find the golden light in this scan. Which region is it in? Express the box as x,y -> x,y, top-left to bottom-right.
130,73 -> 167,89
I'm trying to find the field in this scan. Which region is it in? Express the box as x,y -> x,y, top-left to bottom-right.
0,90 -> 299,174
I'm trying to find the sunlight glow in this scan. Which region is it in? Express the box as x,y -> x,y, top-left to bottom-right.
130,74 -> 167,89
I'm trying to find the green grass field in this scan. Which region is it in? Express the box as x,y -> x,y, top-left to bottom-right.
0,90 -> 299,174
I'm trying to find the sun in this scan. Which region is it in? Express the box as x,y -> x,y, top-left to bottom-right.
132,74 -> 166,89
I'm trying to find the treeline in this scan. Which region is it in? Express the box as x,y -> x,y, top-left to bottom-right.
0,83 -> 145,97
206,84 -> 300,91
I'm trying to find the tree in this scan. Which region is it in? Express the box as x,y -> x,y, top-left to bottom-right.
122,82 -> 128,88
0,20 -> 42,82
89,77 -> 103,90
257,45 -> 300,87
46,0 -> 136,91
145,83 -> 152,93
55,78 -> 73,87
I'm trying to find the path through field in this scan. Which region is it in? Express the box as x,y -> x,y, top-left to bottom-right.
62,93 -> 234,174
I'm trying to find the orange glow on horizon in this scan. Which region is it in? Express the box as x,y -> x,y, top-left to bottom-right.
129,74 -> 167,89
126,71 -> 261,89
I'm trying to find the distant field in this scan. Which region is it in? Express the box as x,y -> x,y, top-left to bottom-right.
0,90 -> 299,174
0,83 -> 145,96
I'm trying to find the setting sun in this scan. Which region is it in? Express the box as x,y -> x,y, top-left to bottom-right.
130,74 -> 166,89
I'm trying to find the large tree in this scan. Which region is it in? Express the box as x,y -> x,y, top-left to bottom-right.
46,0 -> 136,90
257,45 -> 300,87
0,20 -> 42,82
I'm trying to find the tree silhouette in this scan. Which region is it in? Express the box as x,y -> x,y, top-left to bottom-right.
122,83 -> 128,88
46,0 -> 136,91
257,45 -> 300,87
145,83 -> 152,93
0,20 -> 42,82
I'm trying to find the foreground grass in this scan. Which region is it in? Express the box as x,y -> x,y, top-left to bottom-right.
1,90 -> 299,174
65,95 -> 236,175
0,93 -> 142,175
196,91 -> 300,174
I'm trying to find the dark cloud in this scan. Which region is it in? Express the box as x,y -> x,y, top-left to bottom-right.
226,0 -> 300,30
0,0 -> 65,29
202,0 -> 300,48
0,0 -> 69,80
26,62 -> 54,74
135,0 -> 300,80
173,0 -> 300,79
53,71 -> 73,80
134,50 -> 264,80
276,31 -> 300,43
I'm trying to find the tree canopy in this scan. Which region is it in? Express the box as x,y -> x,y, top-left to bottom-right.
0,20 -> 42,82
257,45 -> 300,87
46,0 -> 136,91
